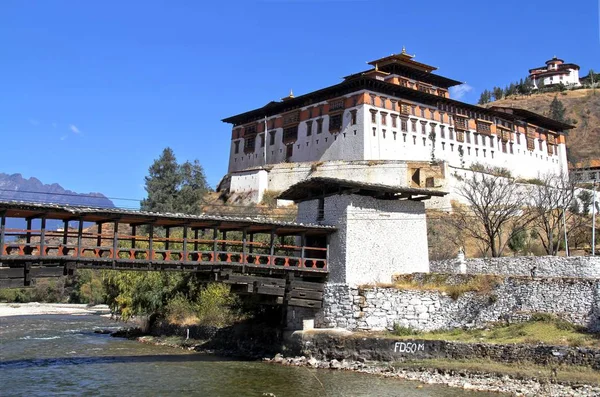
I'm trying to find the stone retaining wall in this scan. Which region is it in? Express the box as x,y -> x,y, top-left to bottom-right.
315,276 -> 600,332
293,333 -> 600,369
430,256 -> 600,278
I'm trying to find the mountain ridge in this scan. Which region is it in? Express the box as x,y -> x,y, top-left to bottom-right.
0,173 -> 115,208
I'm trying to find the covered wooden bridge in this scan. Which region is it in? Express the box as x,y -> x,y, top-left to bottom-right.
0,201 -> 334,308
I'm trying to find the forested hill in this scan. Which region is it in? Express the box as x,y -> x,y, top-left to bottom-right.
485,89 -> 600,163
0,173 -> 114,208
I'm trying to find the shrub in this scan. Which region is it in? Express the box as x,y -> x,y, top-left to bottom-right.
165,293 -> 198,325
392,323 -> 419,336
260,190 -> 281,208
196,283 -> 241,327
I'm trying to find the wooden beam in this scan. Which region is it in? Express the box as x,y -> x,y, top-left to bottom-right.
182,225 -> 188,262
0,268 -> 25,279
131,225 -> 136,250
96,222 -> 103,248
0,278 -> 26,289
288,298 -> 322,309
241,228 -> 247,266
26,218 -> 32,246
62,220 -> 69,245
269,229 -> 275,265
212,227 -> 218,262
40,217 -> 46,257
148,224 -> 154,261
31,267 -> 65,278
112,221 -> 119,263
300,232 -> 306,267
76,218 -> 83,259
0,211 -> 6,256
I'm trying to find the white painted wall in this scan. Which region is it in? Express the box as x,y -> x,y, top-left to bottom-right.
226,90 -> 569,203
228,169 -> 269,203
541,68 -> 581,86
298,194 -> 430,286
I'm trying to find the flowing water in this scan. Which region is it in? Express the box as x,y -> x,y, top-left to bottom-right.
0,314 -> 491,396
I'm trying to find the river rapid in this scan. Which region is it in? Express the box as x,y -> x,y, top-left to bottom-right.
0,314 -> 492,397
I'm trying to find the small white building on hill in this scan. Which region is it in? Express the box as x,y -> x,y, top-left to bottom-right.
529,56 -> 582,88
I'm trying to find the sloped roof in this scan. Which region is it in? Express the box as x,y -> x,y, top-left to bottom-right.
0,200 -> 336,234
278,177 -> 447,202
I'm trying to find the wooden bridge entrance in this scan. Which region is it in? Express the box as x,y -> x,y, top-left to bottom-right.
0,201 -> 334,308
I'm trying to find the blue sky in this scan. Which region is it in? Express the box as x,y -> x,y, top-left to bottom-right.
1,0 -> 598,207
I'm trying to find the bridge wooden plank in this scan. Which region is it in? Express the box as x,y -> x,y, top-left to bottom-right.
256,285 -> 285,296
30,267 -> 65,278
222,274 -> 256,285
290,280 -> 325,292
0,278 -> 25,288
287,298 -> 322,309
255,277 -> 286,287
0,268 -> 24,279
289,289 -> 323,300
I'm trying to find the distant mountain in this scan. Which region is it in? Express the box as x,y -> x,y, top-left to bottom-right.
0,173 -> 115,208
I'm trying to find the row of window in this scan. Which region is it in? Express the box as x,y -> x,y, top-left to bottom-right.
233,109 -> 358,154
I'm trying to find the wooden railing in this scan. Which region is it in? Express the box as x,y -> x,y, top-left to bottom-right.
0,228 -> 328,272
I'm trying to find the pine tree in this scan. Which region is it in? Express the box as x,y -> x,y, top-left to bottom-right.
522,77 -> 533,95
140,148 -> 210,214
175,160 -> 209,214
141,147 -> 181,213
478,89 -> 491,105
548,96 -> 567,123
492,86 -> 504,101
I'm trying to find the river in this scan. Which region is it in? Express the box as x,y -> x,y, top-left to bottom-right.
0,314 -> 492,396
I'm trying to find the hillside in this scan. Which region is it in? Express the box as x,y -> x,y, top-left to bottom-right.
0,173 -> 114,208
486,88 -> 600,163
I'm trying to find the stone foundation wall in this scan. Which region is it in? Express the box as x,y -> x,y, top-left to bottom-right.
293,333 -> 600,369
315,276 -> 600,332
430,256 -> 600,278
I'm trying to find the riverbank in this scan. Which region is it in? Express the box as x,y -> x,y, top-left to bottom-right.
264,354 -> 600,397
127,328 -> 600,397
0,302 -> 111,317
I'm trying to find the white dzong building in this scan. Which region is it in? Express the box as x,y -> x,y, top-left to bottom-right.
221,49 -> 574,203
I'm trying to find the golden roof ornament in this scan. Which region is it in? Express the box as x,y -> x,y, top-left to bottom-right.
400,46 -> 415,58
281,89 -> 295,101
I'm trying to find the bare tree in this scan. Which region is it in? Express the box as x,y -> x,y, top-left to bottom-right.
450,172 -> 531,257
528,172 -> 576,255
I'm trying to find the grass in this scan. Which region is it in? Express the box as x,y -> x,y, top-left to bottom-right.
389,273 -> 501,300
387,315 -> 600,349
393,358 -> 600,386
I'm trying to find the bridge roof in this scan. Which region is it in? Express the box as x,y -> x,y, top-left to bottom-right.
0,201 -> 336,235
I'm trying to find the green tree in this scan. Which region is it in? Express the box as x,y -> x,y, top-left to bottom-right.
141,147 -> 181,213
548,96 -> 567,123
141,148 -> 210,214
175,160 -> 209,214
478,89 -> 492,105
508,228 -> 528,255
492,86 -> 504,101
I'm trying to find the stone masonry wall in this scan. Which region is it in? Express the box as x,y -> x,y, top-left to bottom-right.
430,256 -> 600,278
315,277 -> 600,332
293,333 -> 600,370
